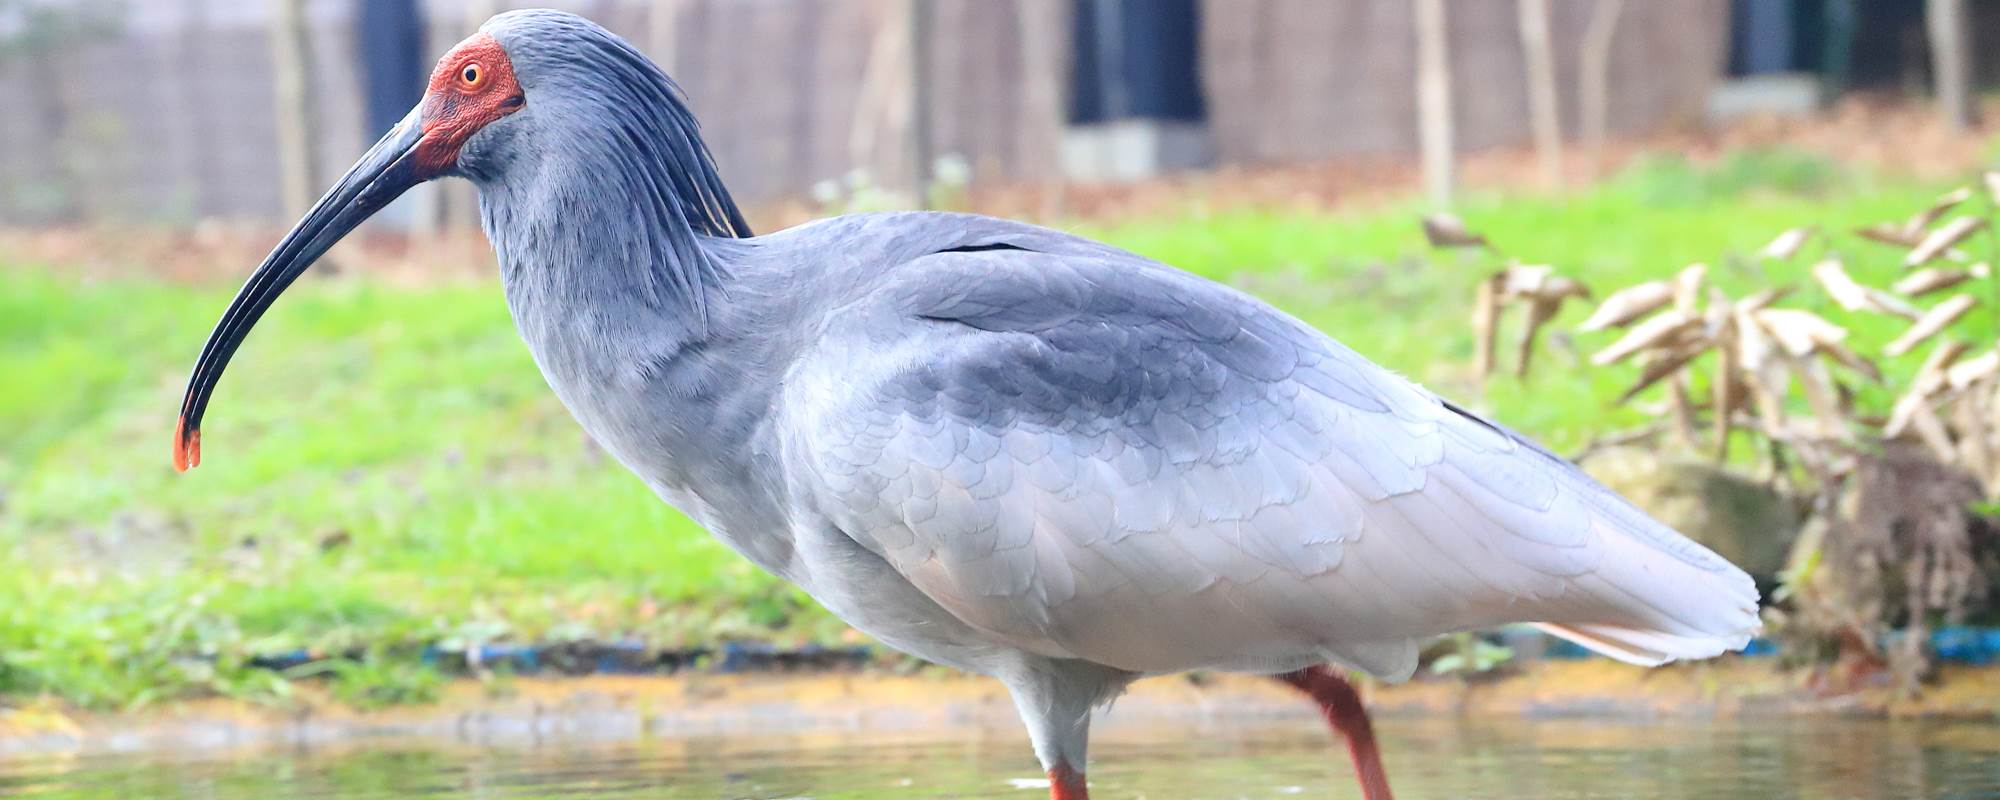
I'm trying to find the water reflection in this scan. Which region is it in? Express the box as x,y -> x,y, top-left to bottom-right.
3,716 -> 1997,798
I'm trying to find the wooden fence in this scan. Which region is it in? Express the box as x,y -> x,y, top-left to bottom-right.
0,0 -> 1727,225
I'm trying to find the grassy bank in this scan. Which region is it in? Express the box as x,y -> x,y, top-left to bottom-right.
0,150 -> 1973,709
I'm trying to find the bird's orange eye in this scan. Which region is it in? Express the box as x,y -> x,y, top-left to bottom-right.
460,63 -> 483,87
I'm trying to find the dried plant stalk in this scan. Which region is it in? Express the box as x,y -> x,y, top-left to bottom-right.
1908,187 -> 1973,233
1885,341 -> 1970,437
1475,265 -> 1589,380
1735,285 -> 1794,314
1811,259 -> 1921,318
1712,325 -> 1737,460
1906,401 -> 1959,463
1818,339 -> 1884,383
1579,281 -> 1673,331
1672,263 -> 1707,313
1761,227 -> 1816,260
1471,273 -> 1501,380
1893,267 -> 1978,297
1953,384 -> 1992,483
1591,310 -> 1697,366
1858,223 -> 1925,248
1917,339 -> 1972,386
1733,307 -> 1792,429
1668,373 -> 1698,447
1793,356 -> 1845,436
1423,214 -> 1488,249
1498,264 -> 1553,297
1618,341 -> 1710,403
1754,308 -> 1848,357
1515,296 -> 1562,378
1986,380 -> 2000,492
1885,294 -> 1977,356
1946,349 -> 2000,391
1907,216 -> 1987,267
1500,195 -> 2000,683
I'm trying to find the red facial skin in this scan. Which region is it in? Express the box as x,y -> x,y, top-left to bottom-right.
412,33 -> 525,177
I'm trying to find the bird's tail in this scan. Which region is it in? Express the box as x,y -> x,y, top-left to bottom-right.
1535,623 -> 1746,666
1536,513 -> 1762,666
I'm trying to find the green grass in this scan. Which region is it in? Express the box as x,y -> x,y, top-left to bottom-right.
0,275 -> 817,709
1,148 -> 1988,709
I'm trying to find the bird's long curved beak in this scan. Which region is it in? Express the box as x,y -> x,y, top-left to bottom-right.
173,115 -> 429,471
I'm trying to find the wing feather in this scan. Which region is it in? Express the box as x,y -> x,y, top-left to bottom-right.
782,245 -> 1759,680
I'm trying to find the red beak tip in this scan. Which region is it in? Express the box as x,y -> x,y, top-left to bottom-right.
173,418 -> 201,472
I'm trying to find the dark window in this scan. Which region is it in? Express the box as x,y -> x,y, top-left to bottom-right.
1726,0 -> 1932,91
1068,0 -> 1205,125
357,0 -> 428,138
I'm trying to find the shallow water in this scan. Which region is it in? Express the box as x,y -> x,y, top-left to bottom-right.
4,717 -> 1998,799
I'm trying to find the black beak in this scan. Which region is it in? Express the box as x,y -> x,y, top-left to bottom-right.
174,115 -> 428,471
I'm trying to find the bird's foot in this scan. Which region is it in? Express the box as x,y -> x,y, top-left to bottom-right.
1276,665 -> 1395,800
1048,762 -> 1087,800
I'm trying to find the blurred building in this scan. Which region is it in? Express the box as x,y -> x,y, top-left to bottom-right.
0,0 -> 1881,226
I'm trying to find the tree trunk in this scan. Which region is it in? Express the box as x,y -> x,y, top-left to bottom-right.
1413,0 -> 1454,208
174,0 -> 217,222
268,0 -> 319,220
907,0 -> 936,208
1517,0 -> 1562,188
849,3 -> 908,180
1927,0 -> 1978,132
649,0 -> 682,73
1579,0 -> 1625,178
1015,0 -> 1068,218
20,34 -> 77,222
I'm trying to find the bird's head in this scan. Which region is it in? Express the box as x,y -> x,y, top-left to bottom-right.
172,11 -> 744,471
408,31 -> 527,179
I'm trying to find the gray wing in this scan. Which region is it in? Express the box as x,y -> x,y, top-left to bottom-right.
779,238 -> 1758,680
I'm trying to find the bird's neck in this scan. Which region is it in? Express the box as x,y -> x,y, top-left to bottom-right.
476,165 -> 801,573
472,81 -> 751,348
481,168 -> 719,343
479,155 -> 747,410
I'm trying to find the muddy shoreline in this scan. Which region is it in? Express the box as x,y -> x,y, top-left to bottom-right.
3,660 -> 1995,760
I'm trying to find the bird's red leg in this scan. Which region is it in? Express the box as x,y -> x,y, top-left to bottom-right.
1277,665 -> 1395,800
1048,762 -> 1088,800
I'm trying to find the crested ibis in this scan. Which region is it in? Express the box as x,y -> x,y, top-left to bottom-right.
174,11 -> 1760,799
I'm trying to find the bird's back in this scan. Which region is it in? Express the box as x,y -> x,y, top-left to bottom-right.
769,212 -> 1759,681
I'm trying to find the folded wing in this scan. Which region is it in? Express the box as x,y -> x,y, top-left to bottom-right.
784,243 -> 1759,681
